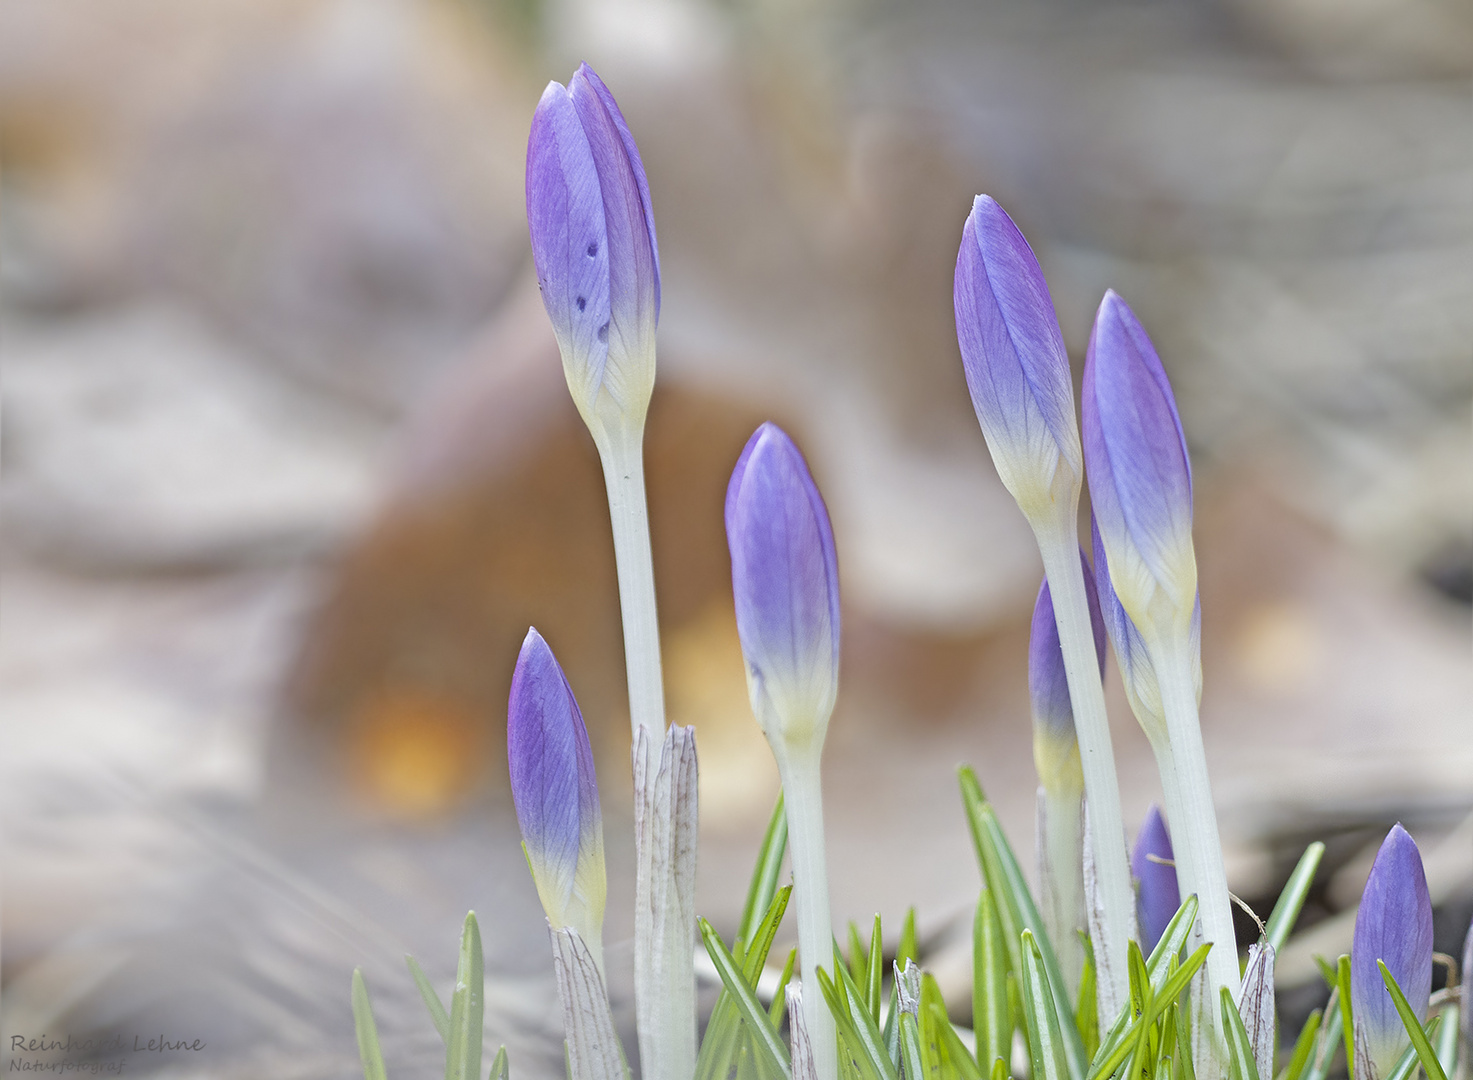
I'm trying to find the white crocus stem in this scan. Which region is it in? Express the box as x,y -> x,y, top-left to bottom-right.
1036,527 -> 1133,1030
1153,642 -> 1235,1079
592,423 -> 694,1080
1038,787 -> 1086,997
594,427 -> 666,743
776,746 -> 838,1080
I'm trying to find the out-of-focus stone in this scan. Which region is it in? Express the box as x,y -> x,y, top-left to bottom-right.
0,0 -> 533,409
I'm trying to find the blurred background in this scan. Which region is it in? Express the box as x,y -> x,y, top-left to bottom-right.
2,0 -> 1470,1074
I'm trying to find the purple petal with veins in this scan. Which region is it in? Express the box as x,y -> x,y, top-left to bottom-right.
953,196 -> 1080,491
1352,823 -> 1433,1080
1082,291 -> 1195,606
507,628 -> 605,933
725,423 -> 840,734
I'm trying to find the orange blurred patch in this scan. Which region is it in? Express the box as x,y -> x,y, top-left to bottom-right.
347,687 -> 488,818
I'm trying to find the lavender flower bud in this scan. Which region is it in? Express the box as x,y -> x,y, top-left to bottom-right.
1131,804 -> 1180,952
725,423 -> 841,761
953,195 -> 1082,524
1352,824 -> 1433,1080
507,629 -> 607,959
526,64 -> 660,438
1081,291 -> 1197,645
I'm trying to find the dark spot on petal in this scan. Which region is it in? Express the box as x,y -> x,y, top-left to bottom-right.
576,296 -> 586,312
598,323 -> 609,343
587,242 -> 598,257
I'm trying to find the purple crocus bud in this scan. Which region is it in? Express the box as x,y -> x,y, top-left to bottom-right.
526,64 -> 660,437
1081,291 -> 1197,643
1029,552 -> 1107,796
953,195 -> 1082,525
725,423 -> 840,758
1132,804 -> 1180,951
507,628 -> 607,964
1351,824 -> 1433,1080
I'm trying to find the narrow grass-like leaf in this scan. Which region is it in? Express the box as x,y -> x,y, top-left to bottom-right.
698,917 -> 792,1080
1175,988 -> 1196,1080
920,974 -> 961,1080
740,793 -> 789,945
975,890 -> 1011,1074
1124,942 -> 1155,1080
352,969 -> 389,1080
1090,895 -> 1201,1078
1155,946 -> 1212,1013
899,909 -> 920,970
959,770 -> 1086,1080
851,923 -> 871,986
930,1003 -> 986,1080
696,888 -> 791,1080
1279,1009 -> 1321,1080
1157,1002 -> 1180,1080
1021,931 -> 1069,1080
1222,986 -> 1262,1080
833,960 -> 903,1080
1335,956 -> 1355,1080
446,913 -> 484,1080
1313,958 -> 1338,992
745,886 -> 793,981
1263,844 -> 1324,954
1377,960 -> 1448,1080
1077,935 -> 1099,1060
1128,942 -> 1150,1023
900,1012 -> 927,1080
866,916 -> 885,1025
1145,896 -> 1200,982
1300,989 -> 1342,1080
771,948 -> 797,1027
488,1046 -> 509,1080
406,954 -> 451,1043
820,967 -> 890,1080
1087,946 -> 1211,1080
990,1057 -> 1008,1080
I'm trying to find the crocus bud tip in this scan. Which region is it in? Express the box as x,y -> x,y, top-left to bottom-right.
726,423 -> 841,757
507,629 -> 607,942
1351,823 -> 1433,1080
953,194 -> 1080,520
1132,804 -> 1180,951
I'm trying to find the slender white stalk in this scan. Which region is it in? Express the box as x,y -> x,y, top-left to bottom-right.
591,427 -> 695,1080
1038,787 -> 1086,997
777,749 -> 838,1080
595,430 -> 667,744
1036,527 -> 1134,1030
1153,646 -> 1235,1079
631,726 -> 698,1080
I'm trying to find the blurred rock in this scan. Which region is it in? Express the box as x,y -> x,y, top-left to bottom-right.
0,0 -> 533,410
3,304 -> 381,570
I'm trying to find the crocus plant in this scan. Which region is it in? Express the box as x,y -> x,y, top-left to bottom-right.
348,67 -> 1470,1080
1028,556 -> 1106,994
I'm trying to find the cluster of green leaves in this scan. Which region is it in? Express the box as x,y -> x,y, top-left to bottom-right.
350,767 -> 1467,1080
695,767 -> 1340,1080
353,912 -> 509,1080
